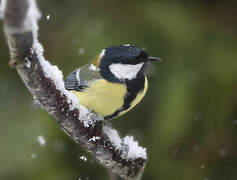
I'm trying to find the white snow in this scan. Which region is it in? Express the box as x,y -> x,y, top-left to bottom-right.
24,57 -> 31,68
123,136 -> 147,159
103,125 -> 122,149
37,135 -> 46,146
46,15 -> 50,20
79,155 -> 87,162
31,153 -> 36,159
0,0 -> 6,19
109,63 -> 144,80
103,125 -> 147,160
89,136 -> 100,142
200,164 -> 205,170
89,64 -> 97,71
24,0 -> 41,39
78,48 -> 85,55
123,44 -> 131,47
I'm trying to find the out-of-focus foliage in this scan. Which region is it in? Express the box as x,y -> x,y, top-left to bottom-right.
0,0 -> 237,179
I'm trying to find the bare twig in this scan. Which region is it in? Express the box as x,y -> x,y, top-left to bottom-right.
1,0 -> 147,179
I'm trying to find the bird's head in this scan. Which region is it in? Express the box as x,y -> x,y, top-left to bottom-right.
93,44 -> 161,82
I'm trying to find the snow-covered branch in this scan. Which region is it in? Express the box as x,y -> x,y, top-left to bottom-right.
1,0 -> 147,179
0,0 -> 6,19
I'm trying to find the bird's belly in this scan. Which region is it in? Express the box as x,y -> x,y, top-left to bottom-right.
72,79 -> 127,116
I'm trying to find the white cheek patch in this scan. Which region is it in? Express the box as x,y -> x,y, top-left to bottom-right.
109,63 -> 144,80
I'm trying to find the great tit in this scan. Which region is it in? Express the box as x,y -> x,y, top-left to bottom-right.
65,44 -> 161,120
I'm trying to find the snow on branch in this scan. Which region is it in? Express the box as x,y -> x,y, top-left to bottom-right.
1,0 -> 147,179
0,0 -> 6,19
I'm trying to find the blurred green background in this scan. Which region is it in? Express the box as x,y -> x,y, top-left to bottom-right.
1,0 -> 237,179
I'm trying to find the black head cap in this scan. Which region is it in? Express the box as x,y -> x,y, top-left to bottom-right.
102,44 -> 161,65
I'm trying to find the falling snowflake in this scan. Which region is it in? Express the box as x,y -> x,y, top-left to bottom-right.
79,155 -> 87,162
37,136 -> 46,146
46,15 -> 50,20
31,153 -> 37,159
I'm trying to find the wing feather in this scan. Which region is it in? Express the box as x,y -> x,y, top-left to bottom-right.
64,64 -> 102,92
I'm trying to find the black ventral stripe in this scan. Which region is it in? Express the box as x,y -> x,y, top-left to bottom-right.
123,73 -> 145,110
104,73 -> 145,120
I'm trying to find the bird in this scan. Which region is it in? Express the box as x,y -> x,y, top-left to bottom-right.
64,44 -> 161,120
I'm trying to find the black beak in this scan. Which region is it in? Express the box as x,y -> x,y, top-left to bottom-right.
147,56 -> 162,62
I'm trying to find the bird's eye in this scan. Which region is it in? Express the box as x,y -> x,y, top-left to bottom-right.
136,50 -> 148,60
126,50 -> 148,65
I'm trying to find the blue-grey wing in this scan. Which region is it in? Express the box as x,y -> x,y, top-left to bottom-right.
64,64 -> 102,92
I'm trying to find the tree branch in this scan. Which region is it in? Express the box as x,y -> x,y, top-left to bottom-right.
1,0 -> 147,179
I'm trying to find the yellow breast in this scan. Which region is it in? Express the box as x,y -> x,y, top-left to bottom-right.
72,79 -> 127,116
72,77 -> 148,118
